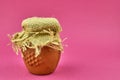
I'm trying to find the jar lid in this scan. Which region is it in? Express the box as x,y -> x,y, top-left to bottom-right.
21,17 -> 62,32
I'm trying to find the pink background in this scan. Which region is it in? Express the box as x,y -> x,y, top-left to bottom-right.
0,0 -> 120,80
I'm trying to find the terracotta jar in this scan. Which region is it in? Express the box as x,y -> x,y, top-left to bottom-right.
10,17 -> 63,75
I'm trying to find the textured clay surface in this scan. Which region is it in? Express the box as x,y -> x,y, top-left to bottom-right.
22,46 -> 61,75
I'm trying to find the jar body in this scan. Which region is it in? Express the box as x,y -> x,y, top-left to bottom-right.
22,46 -> 61,75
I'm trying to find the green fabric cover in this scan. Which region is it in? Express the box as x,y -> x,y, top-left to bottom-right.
11,17 -> 63,57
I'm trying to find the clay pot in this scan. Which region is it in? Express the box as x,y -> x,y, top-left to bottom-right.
22,46 -> 61,75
